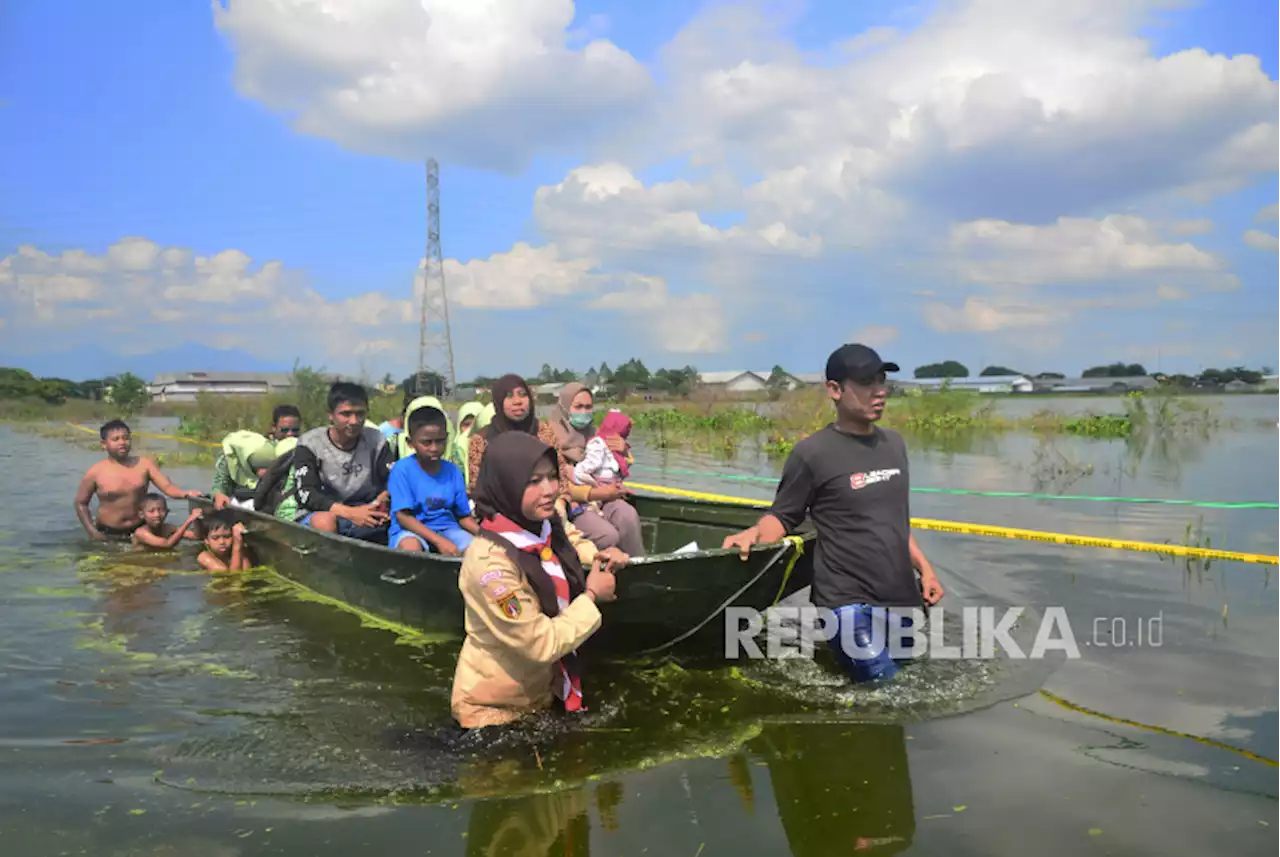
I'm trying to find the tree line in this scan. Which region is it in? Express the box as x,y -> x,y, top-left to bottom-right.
912,361 -> 1273,386
0,367 -> 150,410
456,359 -> 703,398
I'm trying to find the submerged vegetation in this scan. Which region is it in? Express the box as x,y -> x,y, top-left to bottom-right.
626,385 -> 1227,459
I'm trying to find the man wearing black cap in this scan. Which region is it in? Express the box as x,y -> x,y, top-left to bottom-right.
723,343 -> 944,684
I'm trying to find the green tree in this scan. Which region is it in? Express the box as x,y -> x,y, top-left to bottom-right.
979,365 -> 1021,377
105,372 -> 150,416
611,359 -> 651,395
914,360 -> 970,379
0,368 -> 40,399
649,366 -> 698,396
291,363 -> 334,425
766,365 -> 792,389
399,371 -> 445,398
1082,362 -> 1146,378
1035,372 -> 1065,379
1199,366 -> 1263,386
37,378 -> 78,403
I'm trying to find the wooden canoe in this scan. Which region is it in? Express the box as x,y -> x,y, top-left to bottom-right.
188,493 -> 814,657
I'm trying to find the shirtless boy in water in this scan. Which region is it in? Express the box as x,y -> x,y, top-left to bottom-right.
74,420 -> 201,542
131,494 -> 204,551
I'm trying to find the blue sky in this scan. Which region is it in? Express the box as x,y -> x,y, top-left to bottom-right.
1,0 -> 1276,382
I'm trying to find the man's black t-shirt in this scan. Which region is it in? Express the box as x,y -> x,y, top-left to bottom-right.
769,424 -> 920,610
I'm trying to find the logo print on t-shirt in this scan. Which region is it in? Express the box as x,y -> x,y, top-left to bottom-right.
850,468 -> 901,491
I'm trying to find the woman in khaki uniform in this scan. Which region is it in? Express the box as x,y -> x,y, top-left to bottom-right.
452,431 -> 629,730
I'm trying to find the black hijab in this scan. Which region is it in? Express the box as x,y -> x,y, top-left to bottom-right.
472,432 -> 586,619
482,373 -> 537,439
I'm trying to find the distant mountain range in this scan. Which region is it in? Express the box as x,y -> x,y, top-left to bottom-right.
0,344 -> 288,382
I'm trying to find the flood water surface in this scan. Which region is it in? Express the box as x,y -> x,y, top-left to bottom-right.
1,400 -> 1276,856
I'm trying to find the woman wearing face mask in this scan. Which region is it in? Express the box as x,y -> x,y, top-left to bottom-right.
451,431 -> 628,729
552,382 -> 645,557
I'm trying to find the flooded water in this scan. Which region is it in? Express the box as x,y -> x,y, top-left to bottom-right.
1,396 -> 1276,856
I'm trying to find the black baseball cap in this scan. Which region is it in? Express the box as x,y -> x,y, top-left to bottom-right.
825,343 -> 900,383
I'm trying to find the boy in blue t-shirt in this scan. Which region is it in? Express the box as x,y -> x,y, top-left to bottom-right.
388,406 -> 479,555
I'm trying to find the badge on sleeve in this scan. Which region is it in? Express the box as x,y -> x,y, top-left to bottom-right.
497,593 -> 521,619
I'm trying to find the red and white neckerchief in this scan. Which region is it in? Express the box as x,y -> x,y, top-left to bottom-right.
481,514 -> 584,711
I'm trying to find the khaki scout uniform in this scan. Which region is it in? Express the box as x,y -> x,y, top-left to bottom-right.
451,521 -> 602,728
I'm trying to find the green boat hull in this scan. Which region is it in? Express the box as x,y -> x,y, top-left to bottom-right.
189,493 -> 814,657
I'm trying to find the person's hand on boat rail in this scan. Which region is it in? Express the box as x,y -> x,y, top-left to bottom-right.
722,515 -> 787,560
595,546 -> 629,574
585,556 -> 618,603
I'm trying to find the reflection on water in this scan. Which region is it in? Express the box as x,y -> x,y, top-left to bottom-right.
465,789 -> 591,857
461,722 -> 915,857
752,723 -> 914,857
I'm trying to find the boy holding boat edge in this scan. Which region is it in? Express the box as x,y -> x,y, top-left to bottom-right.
722,344 -> 945,684
389,405 -> 479,555
74,420 -> 201,541
197,512 -> 253,571
131,494 -> 203,550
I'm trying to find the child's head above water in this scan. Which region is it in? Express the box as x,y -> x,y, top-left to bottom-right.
407,406 -> 449,465
200,510 -> 236,557
99,419 -> 132,460
140,493 -> 169,530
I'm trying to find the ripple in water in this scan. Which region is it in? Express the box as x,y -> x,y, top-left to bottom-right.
148,579 -> 1063,802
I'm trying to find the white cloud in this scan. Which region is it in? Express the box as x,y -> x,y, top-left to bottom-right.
1242,228 -> 1279,252
0,237 -> 414,364
1165,219 -> 1215,236
947,214 -> 1226,287
649,292 -> 728,354
440,242 -> 598,309
640,0 -> 1277,230
922,296 -> 1056,334
533,163 -> 823,261
354,339 -> 399,356
213,0 -> 651,172
1156,284 -> 1189,301
1256,203 -> 1279,222
583,274 -> 728,354
0,233 -> 727,375
850,325 -> 899,348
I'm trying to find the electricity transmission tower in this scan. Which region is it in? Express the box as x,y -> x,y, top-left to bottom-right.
416,158 -> 457,398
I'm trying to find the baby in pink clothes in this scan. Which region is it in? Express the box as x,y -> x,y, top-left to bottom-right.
572,410 -> 632,488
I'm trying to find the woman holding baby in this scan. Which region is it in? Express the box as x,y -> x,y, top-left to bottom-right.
551,382 -> 644,557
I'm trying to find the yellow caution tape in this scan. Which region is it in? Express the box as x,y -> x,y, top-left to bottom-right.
66,422 -> 221,449
626,481 -> 1279,566
1038,690 -> 1277,767
627,481 -> 771,508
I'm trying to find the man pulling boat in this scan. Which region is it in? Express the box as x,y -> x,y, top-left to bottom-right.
723,343 -> 945,684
